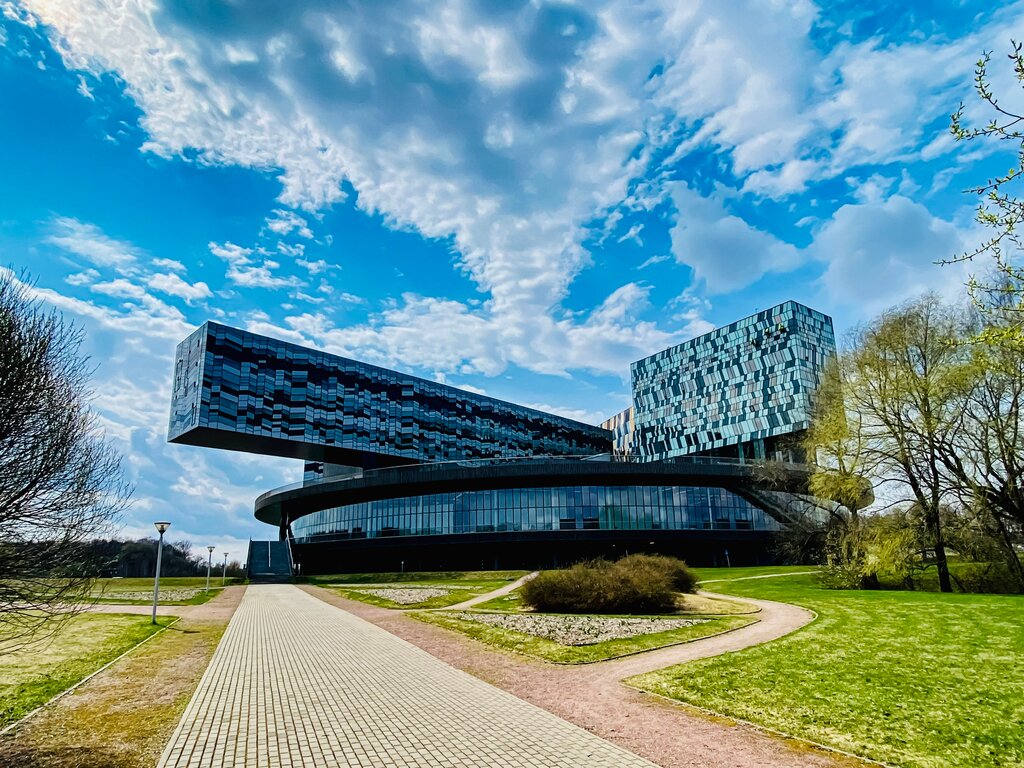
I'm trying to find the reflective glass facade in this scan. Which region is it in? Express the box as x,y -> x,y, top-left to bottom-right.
631,301 -> 835,461
599,407 -> 634,457
169,322 -> 612,465
291,484 -> 781,542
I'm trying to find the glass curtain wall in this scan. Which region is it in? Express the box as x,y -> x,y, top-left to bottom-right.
291,484 -> 781,542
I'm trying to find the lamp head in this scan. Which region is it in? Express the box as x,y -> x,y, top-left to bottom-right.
154,521 -> 171,535
207,545 -> 215,553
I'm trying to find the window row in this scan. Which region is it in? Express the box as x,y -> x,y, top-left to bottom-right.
290,484 -> 782,542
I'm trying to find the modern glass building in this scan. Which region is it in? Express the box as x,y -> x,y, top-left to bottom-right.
168,300 -> 836,572
631,301 -> 835,462
169,322 -> 611,467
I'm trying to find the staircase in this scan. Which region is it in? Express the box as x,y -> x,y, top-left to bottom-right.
247,540 -> 293,583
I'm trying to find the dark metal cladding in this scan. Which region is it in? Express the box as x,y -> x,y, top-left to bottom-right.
168,322 -> 612,466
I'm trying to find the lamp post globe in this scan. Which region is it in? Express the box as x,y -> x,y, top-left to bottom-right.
205,546 -> 215,593
151,521 -> 171,625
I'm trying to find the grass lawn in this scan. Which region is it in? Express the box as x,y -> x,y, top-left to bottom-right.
628,568 -> 1024,768
91,577 -> 244,606
0,613 -> 168,728
0,605 -> 234,767
415,611 -> 755,663
696,565 -> 821,583
306,570 -> 527,584
308,570 -> 527,609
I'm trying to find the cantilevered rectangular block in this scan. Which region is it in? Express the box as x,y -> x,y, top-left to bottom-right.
168,322 -> 611,467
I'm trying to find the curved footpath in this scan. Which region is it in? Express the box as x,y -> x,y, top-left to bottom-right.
443,570 -> 538,610
307,583 -> 861,768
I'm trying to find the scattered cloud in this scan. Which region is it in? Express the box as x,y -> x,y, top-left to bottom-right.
810,194 -> 971,312
265,209 -> 313,239
47,216 -> 143,270
152,257 -> 186,272
148,272 -> 213,303
209,241 -> 302,289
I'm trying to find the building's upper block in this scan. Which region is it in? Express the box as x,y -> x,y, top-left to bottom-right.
168,322 -> 611,466
630,301 -> 836,461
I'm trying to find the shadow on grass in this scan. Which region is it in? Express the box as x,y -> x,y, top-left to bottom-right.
0,743 -> 136,768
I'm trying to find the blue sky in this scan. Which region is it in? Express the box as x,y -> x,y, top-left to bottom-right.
2,1 -> 1020,556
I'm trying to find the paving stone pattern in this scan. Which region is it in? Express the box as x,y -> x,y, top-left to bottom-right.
158,584 -> 658,767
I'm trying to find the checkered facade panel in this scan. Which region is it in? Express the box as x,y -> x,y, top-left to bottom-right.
168,322 -> 612,464
599,406 -> 634,456
630,301 -> 835,461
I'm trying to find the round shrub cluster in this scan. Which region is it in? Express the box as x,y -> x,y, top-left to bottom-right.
520,554 -> 698,614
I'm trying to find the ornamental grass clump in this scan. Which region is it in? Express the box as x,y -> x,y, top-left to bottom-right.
521,554 -> 697,614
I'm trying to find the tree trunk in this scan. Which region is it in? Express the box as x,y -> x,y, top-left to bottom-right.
994,514 -> 1024,592
930,507 -> 953,593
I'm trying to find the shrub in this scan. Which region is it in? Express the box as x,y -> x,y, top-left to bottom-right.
521,554 -> 696,614
950,562 -> 1024,595
618,554 -> 698,594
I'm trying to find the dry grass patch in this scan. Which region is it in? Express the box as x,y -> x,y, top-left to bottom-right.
0,596 -> 238,768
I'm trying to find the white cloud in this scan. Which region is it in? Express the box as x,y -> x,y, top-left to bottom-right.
21,0 -> 1013,379
669,184 -> 801,293
616,223 -> 644,246
296,258 -> 328,275
636,253 -> 670,270
91,278 -> 149,300
65,268 -> 99,286
152,257 -> 186,272
810,194 -> 971,312
147,272 -> 213,302
76,73 -> 93,100
209,241 -> 302,289
265,209 -> 313,239
47,216 -> 143,270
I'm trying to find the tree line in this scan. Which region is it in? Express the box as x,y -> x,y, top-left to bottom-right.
78,538 -> 246,579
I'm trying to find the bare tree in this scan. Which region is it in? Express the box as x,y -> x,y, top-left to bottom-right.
948,42 -> 1024,343
0,270 -> 131,652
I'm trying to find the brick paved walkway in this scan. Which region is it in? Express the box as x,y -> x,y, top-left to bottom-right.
158,584 -> 658,767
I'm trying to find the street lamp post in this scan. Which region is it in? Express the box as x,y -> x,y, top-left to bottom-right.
151,521 -> 171,625
222,552 -> 228,585
205,546 -> 215,592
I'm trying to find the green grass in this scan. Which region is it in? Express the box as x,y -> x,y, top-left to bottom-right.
0,613 -> 168,727
415,611 -> 754,663
90,576 -> 243,605
306,570 -> 527,585
471,591 -> 524,611
628,568 -> 1024,768
696,565 -> 820,583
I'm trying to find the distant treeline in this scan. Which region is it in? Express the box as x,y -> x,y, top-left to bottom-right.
78,539 -> 246,579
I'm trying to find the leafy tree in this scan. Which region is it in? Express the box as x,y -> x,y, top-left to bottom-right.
937,308 -> 1024,588
0,270 -> 130,651
800,358 -> 879,585
806,296 -> 972,592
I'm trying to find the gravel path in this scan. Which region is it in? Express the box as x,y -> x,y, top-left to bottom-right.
443,571 -> 538,610
304,585 -> 862,768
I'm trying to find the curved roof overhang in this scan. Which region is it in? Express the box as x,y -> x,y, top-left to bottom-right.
254,459 -> 814,527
